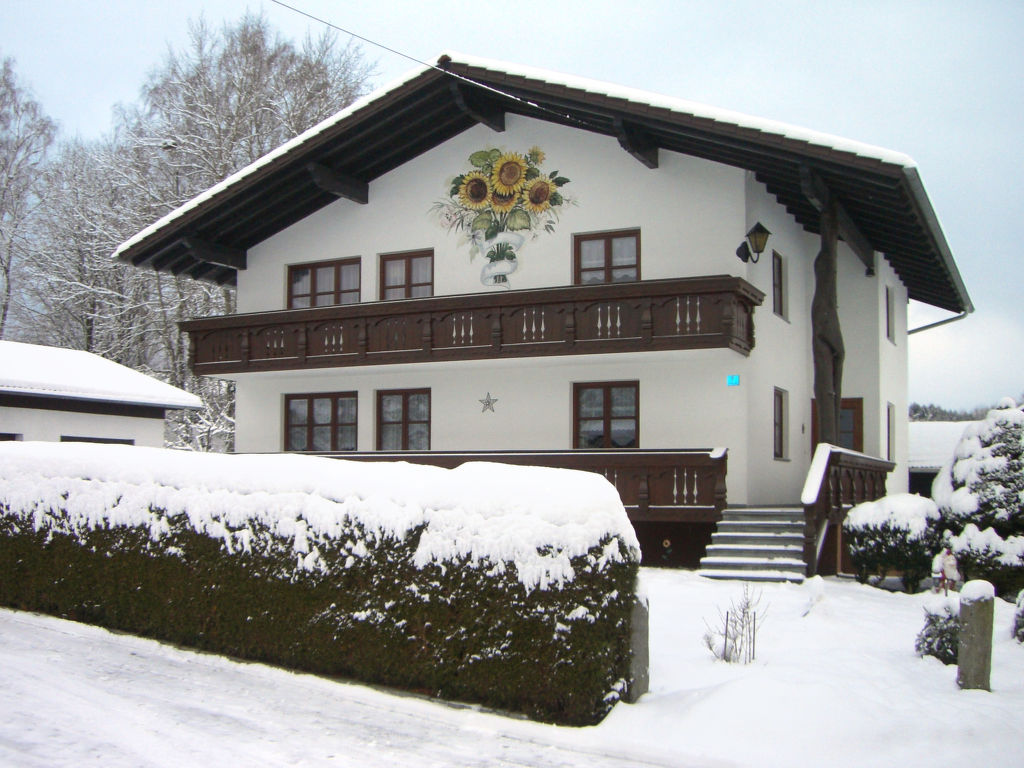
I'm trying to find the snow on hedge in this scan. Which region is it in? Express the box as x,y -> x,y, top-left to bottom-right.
0,442 -> 639,591
845,493 -> 939,536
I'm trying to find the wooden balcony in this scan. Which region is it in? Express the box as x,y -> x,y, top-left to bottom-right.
182,276 -> 764,375
318,448 -> 728,523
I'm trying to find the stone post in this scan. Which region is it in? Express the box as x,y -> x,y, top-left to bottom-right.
624,595 -> 649,703
957,580 -> 995,691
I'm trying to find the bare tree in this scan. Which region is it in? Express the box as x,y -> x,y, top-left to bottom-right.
0,56 -> 56,338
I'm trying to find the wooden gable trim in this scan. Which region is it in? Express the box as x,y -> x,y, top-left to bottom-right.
0,393 -> 167,420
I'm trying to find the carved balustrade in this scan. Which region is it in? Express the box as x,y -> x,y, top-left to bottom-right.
182,276 -> 763,375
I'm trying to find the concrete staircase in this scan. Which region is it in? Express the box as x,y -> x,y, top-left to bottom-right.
698,507 -> 807,583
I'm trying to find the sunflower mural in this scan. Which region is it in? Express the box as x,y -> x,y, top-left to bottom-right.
432,146 -> 571,288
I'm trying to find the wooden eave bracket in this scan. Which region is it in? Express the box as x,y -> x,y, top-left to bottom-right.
447,81 -> 505,132
180,236 -> 247,271
307,163 -> 369,204
800,165 -> 874,270
613,117 -> 659,169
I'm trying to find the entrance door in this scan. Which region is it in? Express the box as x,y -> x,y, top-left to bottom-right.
811,397 -> 863,452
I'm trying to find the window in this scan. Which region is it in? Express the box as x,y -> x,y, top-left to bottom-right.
377,389 -> 430,450
811,397 -> 864,452
573,229 -> 640,285
574,382 -> 638,448
887,402 -> 896,462
60,436 -> 134,445
0,433 -> 22,441
773,388 -> 788,459
288,258 -> 360,308
772,251 -> 786,318
285,392 -> 357,451
885,285 -> 896,342
380,250 -> 433,300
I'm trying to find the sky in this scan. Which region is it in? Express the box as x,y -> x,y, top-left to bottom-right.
2,0 -> 1022,410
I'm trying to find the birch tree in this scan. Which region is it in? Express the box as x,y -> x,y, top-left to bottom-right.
0,57 -> 56,338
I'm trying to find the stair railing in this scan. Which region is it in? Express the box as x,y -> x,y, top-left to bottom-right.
800,444 -> 894,576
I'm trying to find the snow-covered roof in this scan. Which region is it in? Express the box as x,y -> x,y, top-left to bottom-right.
114,52 -> 971,314
0,341 -> 202,410
907,421 -> 968,471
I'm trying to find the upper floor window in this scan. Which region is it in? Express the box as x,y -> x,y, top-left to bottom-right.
378,388 -> 430,450
573,229 -> 640,285
285,392 -> 357,451
288,257 -> 360,309
380,250 -> 433,300
772,251 -> 786,319
574,381 -> 638,448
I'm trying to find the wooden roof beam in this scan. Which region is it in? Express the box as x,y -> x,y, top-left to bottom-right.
306,163 -> 369,204
800,166 -> 875,270
613,117 -> 659,169
180,236 -> 247,271
449,81 -> 505,132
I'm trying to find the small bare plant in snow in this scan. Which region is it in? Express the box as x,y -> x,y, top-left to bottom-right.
703,585 -> 766,664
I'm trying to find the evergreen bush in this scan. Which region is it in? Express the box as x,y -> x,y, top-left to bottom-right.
844,494 -> 942,592
0,445 -> 642,725
933,398 -> 1024,596
915,596 -> 960,664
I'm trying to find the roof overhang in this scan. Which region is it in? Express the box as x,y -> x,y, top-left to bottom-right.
115,53 -> 972,314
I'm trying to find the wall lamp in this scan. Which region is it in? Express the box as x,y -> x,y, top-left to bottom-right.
735,222 -> 771,264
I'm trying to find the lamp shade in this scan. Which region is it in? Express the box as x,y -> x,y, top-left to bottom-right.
745,222 -> 771,256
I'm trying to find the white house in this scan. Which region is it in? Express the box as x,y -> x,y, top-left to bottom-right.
0,341 -> 201,447
115,54 -> 971,570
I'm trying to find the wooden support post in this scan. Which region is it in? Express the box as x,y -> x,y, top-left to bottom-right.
811,198 -> 845,447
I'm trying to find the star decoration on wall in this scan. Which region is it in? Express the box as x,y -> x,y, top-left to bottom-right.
479,392 -> 498,412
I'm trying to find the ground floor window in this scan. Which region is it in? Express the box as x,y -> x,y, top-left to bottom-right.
773,388 -> 789,459
285,392 -> 357,451
60,436 -> 134,445
0,433 -> 21,441
573,381 -> 638,448
377,389 -> 430,450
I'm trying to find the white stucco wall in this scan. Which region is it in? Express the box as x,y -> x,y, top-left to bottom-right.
226,113 -> 906,506
0,406 -> 166,447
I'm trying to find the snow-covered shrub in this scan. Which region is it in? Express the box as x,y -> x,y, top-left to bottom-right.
0,443 -> 642,726
933,399 -> 1024,595
1014,591 -> 1024,643
844,494 -> 942,592
915,595 -> 960,664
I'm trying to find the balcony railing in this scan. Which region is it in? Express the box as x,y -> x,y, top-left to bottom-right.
801,444 -> 894,576
313,448 -> 729,523
182,276 -> 764,375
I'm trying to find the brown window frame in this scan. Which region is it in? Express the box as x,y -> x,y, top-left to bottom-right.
377,388 -> 431,450
287,257 -> 361,309
379,250 -> 434,301
773,387 -> 788,459
573,229 -> 641,285
772,251 -> 785,318
284,392 -> 358,452
885,285 -> 896,343
811,397 -> 864,453
573,381 -> 639,449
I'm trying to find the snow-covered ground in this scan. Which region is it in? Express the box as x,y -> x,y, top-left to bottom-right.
2,570 -> 1021,768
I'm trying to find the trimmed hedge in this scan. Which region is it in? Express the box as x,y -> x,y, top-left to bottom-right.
0,451 -> 641,726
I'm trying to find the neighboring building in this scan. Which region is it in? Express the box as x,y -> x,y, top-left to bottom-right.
907,421 -> 968,497
115,54 -> 971,568
0,341 -> 201,447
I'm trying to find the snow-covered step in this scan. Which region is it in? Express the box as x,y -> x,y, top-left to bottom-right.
699,507 -> 807,583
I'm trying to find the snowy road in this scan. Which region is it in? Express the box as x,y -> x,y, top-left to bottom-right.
3,570 -> 1023,768
0,609 -> 680,768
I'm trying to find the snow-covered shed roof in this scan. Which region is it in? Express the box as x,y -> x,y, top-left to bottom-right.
907,421 -> 968,472
115,52 -> 971,314
0,341 -> 202,411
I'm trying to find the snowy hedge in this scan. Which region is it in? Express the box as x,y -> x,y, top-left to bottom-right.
0,443 -> 642,725
843,494 -> 942,592
933,398 -> 1024,595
